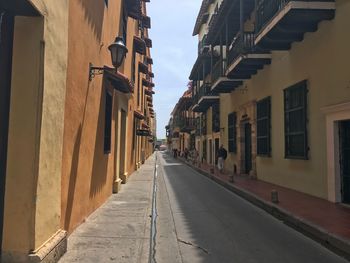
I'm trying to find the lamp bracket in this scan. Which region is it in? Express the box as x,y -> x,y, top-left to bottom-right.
89,63 -> 105,81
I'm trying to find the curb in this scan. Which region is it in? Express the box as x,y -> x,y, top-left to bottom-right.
181,159 -> 350,261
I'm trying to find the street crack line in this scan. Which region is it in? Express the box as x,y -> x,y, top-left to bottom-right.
177,238 -> 210,254
149,153 -> 158,263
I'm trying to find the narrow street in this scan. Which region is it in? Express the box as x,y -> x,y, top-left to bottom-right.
154,152 -> 348,263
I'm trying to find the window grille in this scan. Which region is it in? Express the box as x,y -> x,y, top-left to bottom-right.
257,97 -> 271,156
228,112 -> 237,153
201,113 -> 207,136
196,117 -> 200,136
104,91 -> 113,153
203,139 -> 207,161
284,80 -> 308,159
212,103 -> 220,133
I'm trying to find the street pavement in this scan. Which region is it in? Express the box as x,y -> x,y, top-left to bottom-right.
155,152 -> 349,263
58,155 -> 155,263
58,152 -> 349,263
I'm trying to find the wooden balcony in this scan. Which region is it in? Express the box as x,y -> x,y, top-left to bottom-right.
211,59 -> 244,93
192,83 -> 219,113
179,117 -> 196,133
255,0 -> 335,50
226,32 -> 271,80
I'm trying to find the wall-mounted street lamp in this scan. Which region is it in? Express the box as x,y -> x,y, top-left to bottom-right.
89,36 -> 128,81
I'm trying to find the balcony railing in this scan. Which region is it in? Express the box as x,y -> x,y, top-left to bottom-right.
179,117 -> 196,132
198,34 -> 208,55
192,83 -> 211,105
227,32 -> 255,67
211,59 -> 226,84
256,0 -> 290,33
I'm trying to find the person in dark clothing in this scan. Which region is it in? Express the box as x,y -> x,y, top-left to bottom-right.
184,148 -> 189,160
173,148 -> 178,158
217,144 -> 227,173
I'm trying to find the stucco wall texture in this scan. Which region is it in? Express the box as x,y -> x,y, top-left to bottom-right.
62,0 -> 154,234
220,0 -> 350,199
3,0 -> 69,260
61,0 -> 123,233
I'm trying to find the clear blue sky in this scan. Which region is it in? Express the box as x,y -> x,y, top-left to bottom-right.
148,0 -> 202,139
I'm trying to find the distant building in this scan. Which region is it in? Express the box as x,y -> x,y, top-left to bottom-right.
167,85 -> 197,153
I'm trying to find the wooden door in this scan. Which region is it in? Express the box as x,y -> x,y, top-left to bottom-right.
244,123 -> 252,174
340,121 -> 350,203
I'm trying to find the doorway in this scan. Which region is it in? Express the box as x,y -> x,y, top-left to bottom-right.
244,123 -> 252,174
209,139 -> 212,164
0,11 -> 14,254
214,138 -> 219,165
120,110 -> 126,175
340,120 -> 350,203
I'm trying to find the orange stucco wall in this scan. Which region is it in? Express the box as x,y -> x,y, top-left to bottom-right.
61,0 -> 123,233
61,0 -> 155,234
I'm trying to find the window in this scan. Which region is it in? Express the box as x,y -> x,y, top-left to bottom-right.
257,97 -> 271,156
132,119 -> 137,150
121,4 -> 128,44
228,112 -> 237,153
195,117 -> 200,136
132,48 -> 136,85
104,91 -> 113,153
201,113 -> 207,135
212,103 -> 220,133
284,80 -> 308,159
137,71 -> 140,106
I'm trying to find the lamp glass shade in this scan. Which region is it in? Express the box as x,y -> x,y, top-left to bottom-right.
108,37 -> 128,69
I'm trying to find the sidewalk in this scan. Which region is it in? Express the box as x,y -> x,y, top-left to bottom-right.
179,156 -> 350,260
58,155 -> 155,263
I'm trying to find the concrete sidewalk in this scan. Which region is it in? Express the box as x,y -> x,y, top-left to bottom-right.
59,155 -> 155,263
178,156 -> 350,261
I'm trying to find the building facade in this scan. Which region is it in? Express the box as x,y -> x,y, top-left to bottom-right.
173,0 -> 350,204
0,0 -> 155,262
168,87 -> 196,155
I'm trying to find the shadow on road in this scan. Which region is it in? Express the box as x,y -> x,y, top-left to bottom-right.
157,152 -> 349,263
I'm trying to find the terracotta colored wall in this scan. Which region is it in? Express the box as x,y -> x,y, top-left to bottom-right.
61,0 -> 122,233
62,0 -> 155,233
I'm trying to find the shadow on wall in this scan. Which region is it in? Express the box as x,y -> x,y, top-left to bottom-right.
64,125 -> 82,231
78,0 -> 105,41
89,84 -> 108,199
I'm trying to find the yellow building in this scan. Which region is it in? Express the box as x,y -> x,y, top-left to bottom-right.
0,0 -> 155,262
187,0 -> 350,203
169,87 -> 196,155
0,1 -> 69,262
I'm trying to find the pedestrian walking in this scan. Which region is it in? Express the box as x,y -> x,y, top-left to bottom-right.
173,148 -> 178,158
184,148 -> 189,161
217,144 -> 227,173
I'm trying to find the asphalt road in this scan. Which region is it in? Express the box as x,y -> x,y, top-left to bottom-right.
154,152 -> 348,263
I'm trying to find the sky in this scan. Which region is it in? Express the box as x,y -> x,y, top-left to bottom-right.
148,0 -> 202,139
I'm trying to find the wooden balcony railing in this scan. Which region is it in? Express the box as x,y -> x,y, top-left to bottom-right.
198,34 -> 208,55
256,0 -> 286,33
227,32 -> 255,67
211,59 -> 225,84
180,117 -> 196,131
192,83 -> 211,105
